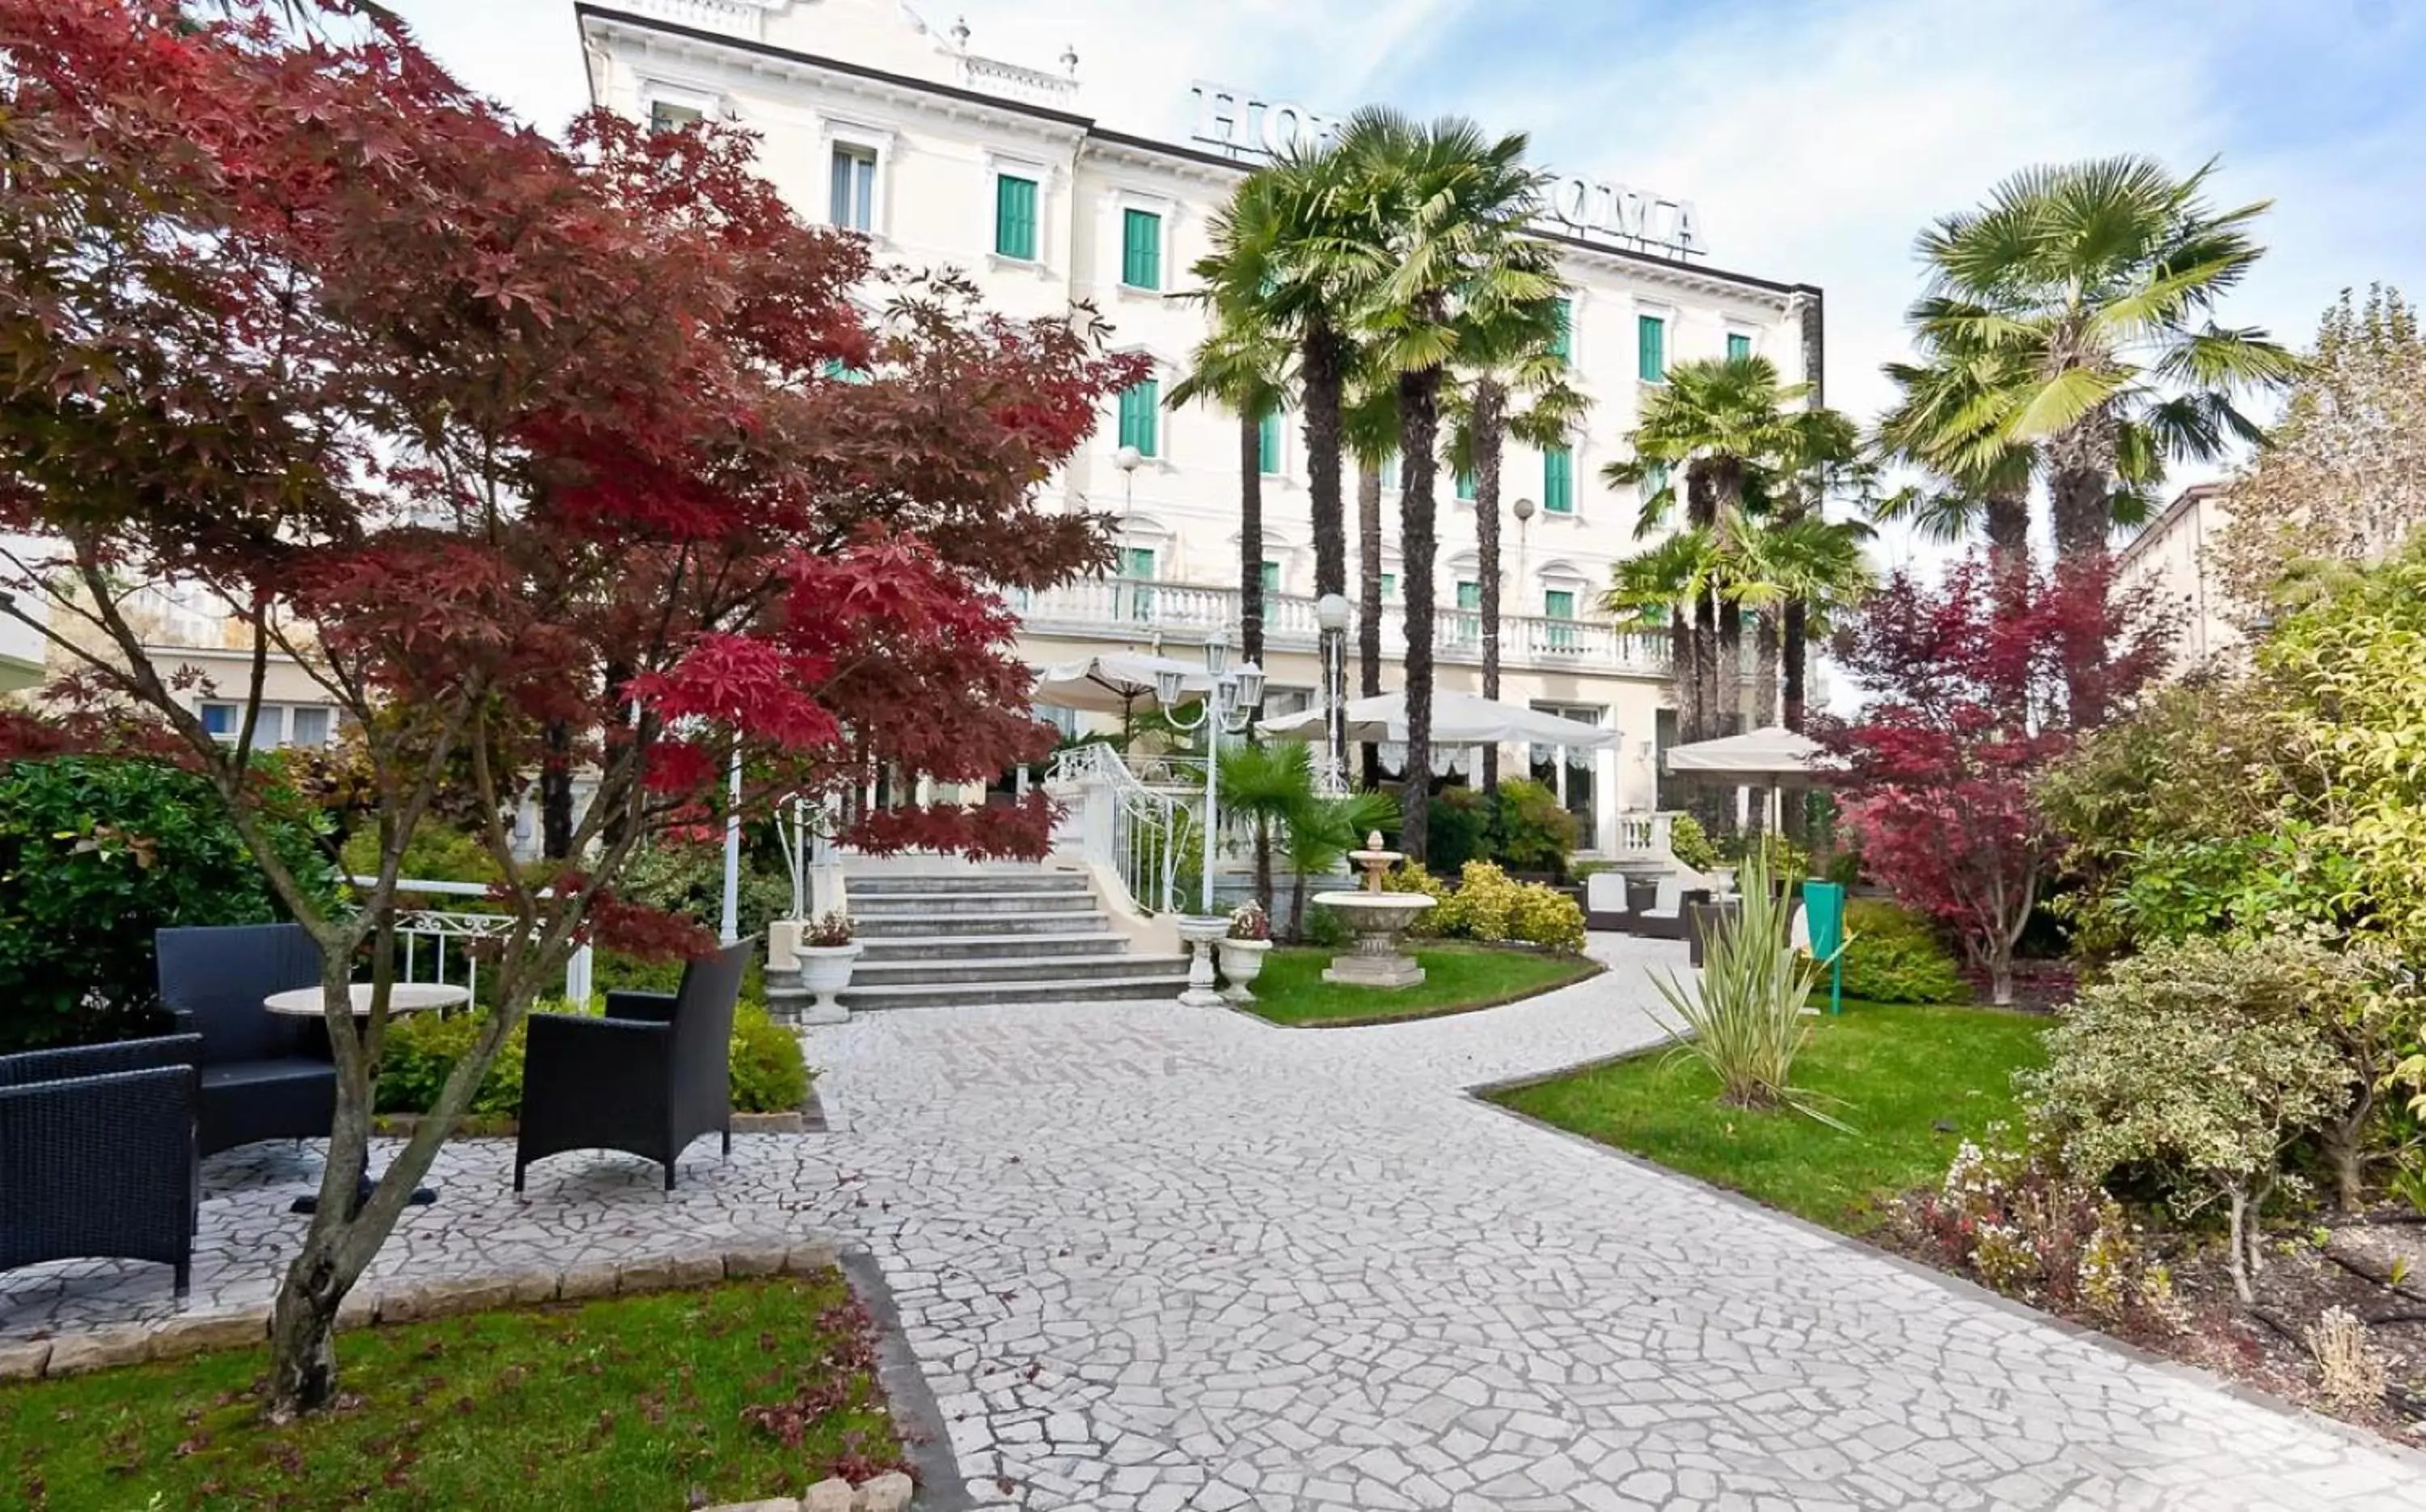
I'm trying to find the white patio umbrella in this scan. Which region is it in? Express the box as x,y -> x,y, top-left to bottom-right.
1259,689 -> 1619,750
1030,652 -> 1217,715
1663,725 -> 1840,832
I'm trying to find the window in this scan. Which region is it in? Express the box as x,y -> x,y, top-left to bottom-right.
830,145 -> 876,232
1380,451 -> 1400,492
1544,446 -> 1574,514
1378,572 -> 1396,600
1259,560 -> 1281,595
1257,408 -> 1283,475
1551,297 -> 1574,361
1727,331 -> 1753,362
199,701 -> 336,748
820,357 -> 871,384
994,173 -> 1039,261
200,702 -> 238,739
1456,581 -> 1481,610
1120,208 -> 1162,290
289,706 -> 332,747
1642,460 -> 1670,505
649,100 -> 704,134
1454,467 -> 1476,503
1117,378 -> 1160,458
1638,314 -> 1667,382
1544,589 -> 1578,652
1118,546 -> 1156,621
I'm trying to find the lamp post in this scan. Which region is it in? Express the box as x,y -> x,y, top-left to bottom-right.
1315,592 -> 1350,793
1155,632 -> 1262,918
1113,444 -> 1143,514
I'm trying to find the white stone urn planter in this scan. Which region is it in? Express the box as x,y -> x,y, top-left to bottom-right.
795,942 -> 862,1024
1217,937 -> 1271,1003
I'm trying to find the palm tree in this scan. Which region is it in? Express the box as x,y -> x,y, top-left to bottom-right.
1727,511 -> 1874,731
1607,354 -> 1856,741
1219,740 -> 1311,914
1170,323 -> 1292,665
1603,529 -> 1722,748
1283,788 -> 1401,940
1448,291 -> 1587,809
1192,149 -> 1370,614
1332,108 -> 1556,864
1342,374 -> 1400,790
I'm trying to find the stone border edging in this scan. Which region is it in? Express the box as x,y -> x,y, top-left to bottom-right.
1463,1080 -> 2426,1472
1245,953 -> 1609,1030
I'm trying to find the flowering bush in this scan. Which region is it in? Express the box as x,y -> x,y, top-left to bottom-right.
802,910 -> 856,948
1384,859 -> 1583,951
1227,901 -> 1270,942
1901,1128 -> 2187,1334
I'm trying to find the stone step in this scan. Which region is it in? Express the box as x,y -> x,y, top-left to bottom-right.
837,973 -> 1190,1011
848,952 -> 1190,986
854,931 -> 1138,962
852,910 -> 1108,939
845,872 -> 1088,897
850,891 -> 1099,918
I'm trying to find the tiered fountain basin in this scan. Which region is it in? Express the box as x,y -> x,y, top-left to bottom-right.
1314,841 -> 1435,989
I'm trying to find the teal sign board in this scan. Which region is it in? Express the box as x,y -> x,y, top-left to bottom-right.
1803,881 -> 1847,1015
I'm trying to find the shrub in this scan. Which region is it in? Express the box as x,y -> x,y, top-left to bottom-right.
1381,859 -> 1452,937
339,821 -> 499,888
1299,902 -> 1350,948
1667,813 -> 1720,873
1422,785 -> 1490,874
1901,1127 -> 2186,1333
0,756 -> 340,1051
619,837 -> 792,941
1832,899 -> 1966,1004
1645,850 -> 1833,1121
1440,860 -> 1522,941
377,997 -> 810,1117
1509,883 -> 1586,952
2019,935 -> 2354,1303
1490,778 -> 1577,877
802,910 -> 855,948
1393,860 -> 1585,952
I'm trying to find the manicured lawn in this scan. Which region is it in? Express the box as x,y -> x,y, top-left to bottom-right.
1491,1001 -> 2048,1231
2,1274 -> 902,1512
1244,944 -> 1601,1027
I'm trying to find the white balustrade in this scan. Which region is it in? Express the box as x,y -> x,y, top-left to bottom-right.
349,876 -> 594,1006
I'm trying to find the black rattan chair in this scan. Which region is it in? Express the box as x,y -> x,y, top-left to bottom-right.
514,939 -> 751,1193
155,923 -> 336,1156
0,1035 -> 201,1298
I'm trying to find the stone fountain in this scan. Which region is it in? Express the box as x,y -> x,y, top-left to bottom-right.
1313,833 -> 1436,988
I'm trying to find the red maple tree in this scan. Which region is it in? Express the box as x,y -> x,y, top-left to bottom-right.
0,0 -> 1141,1410
1816,557 -> 2171,1005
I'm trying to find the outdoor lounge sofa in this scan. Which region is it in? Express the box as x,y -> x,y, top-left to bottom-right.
155,923 -> 337,1156
0,1034 -> 202,1297
1633,878 -> 1712,941
514,939 -> 752,1193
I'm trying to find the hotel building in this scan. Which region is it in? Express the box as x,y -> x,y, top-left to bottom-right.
575,0 -> 1827,855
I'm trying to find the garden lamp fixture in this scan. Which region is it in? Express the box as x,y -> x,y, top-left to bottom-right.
1315,592 -> 1351,781
1114,444 -> 1143,516
1156,631 -> 1262,915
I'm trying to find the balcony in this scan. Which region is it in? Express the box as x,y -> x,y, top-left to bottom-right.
1014,578 -> 1671,678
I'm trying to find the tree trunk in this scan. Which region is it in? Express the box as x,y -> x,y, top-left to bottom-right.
1301,324 -> 1349,602
1239,411 -> 1266,669
1984,484 -> 2031,580
2047,416 -> 2117,730
1715,593 -> 1743,738
1669,615 -> 1698,755
540,720 -> 574,860
1474,380 -> 1507,817
1253,817 -> 1274,914
1397,365 -> 1443,865
1357,461 -> 1384,790
2226,1186 -> 2255,1306
1779,600 -> 1809,847
1752,608 -> 1780,733
2324,1083 -> 2373,1213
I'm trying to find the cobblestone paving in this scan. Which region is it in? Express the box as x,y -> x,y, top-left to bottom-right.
6,936 -> 2420,1510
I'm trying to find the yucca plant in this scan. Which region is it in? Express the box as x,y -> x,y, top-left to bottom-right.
1647,850 -> 1845,1127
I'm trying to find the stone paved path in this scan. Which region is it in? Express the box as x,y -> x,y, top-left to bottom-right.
5,936 -> 2420,1510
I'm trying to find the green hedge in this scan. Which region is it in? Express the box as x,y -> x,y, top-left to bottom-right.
376,999 -> 809,1117
1832,898 -> 1967,1004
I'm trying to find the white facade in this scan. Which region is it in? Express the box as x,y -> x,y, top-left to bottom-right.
577,0 -> 1827,852
2115,484 -> 2242,673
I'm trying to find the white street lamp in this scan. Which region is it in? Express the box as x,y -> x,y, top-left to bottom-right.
1315,591 -> 1351,788
1155,631 -> 1257,918
1114,444 -> 1144,516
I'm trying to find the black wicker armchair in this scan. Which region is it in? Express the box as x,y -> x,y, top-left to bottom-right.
0,1035 -> 202,1298
514,940 -> 752,1193
155,923 -> 336,1156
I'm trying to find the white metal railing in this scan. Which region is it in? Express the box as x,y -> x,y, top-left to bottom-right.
1016,577 -> 1671,676
1046,743 -> 1193,914
350,876 -> 594,1006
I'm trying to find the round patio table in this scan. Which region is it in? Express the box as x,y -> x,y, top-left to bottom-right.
264,982 -> 470,1216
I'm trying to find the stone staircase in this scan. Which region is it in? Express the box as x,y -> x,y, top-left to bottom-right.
838,867 -> 1190,1011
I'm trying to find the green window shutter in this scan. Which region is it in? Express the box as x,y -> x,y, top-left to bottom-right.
1454,468 -> 1476,502
1380,451 -> 1400,491
1259,560 -> 1280,594
1642,460 -> 1670,502
1120,547 -> 1156,579
995,175 -> 1038,260
1544,447 -> 1574,513
1456,581 -> 1481,610
1122,209 -> 1161,289
1638,314 -> 1666,382
1257,408 -> 1283,474
1544,589 -> 1575,619
1117,378 -> 1160,457
1727,332 -> 1752,361
1551,298 -> 1574,361
1379,572 -> 1396,600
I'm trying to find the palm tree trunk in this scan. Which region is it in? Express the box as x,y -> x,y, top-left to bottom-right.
1473,380 -> 1507,812
1689,593 -> 1718,743
1752,609 -> 1780,732
1301,324 -> 1349,602
1357,461 -> 1384,790
1397,366 -> 1443,865
2048,420 -> 2115,729
1253,817 -> 1274,914
1716,593 -> 1743,737
1239,411 -> 1266,669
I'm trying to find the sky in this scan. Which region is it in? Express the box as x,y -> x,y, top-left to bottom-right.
394,0 -> 2426,574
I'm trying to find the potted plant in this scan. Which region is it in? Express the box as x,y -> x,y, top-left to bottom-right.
795,910 -> 860,1023
1218,901 -> 1273,1003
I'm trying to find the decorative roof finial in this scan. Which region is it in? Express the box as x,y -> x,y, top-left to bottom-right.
948,15 -> 970,49
1059,42 -> 1079,78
